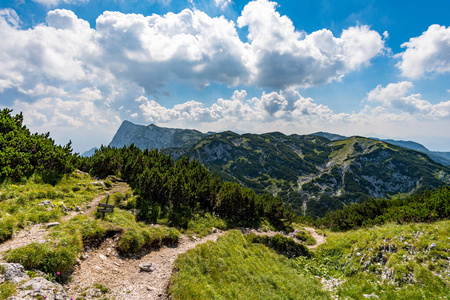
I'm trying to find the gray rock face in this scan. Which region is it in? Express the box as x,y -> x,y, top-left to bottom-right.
0,263 -> 29,283
109,121 -> 207,150
7,277 -> 69,300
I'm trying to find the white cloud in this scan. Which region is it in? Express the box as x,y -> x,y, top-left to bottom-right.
32,0 -> 89,7
214,0 -> 232,10
0,3 -> 386,100
237,0 -> 385,89
367,82 -> 450,119
396,24 -> 450,79
367,81 -> 414,105
0,8 -> 20,28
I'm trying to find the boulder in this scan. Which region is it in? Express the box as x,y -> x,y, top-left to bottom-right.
0,263 -> 29,283
139,262 -> 156,272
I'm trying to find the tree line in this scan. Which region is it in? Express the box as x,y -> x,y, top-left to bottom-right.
316,186 -> 450,231
78,145 -> 293,229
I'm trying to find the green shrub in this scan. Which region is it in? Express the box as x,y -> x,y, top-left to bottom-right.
247,233 -> 310,258
295,229 -> 316,245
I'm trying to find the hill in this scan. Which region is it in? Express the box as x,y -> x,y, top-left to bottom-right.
181,131 -> 450,218
312,131 -> 450,166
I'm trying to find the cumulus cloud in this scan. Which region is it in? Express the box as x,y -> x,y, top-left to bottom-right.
237,0 -> 385,89
0,2 -> 386,99
396,25 -> 450,79
367,82 -> 450,119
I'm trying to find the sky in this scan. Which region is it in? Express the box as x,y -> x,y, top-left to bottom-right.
0,0 -> 449,153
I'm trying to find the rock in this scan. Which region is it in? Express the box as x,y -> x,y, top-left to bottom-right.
38,200 -> 52,206
356,252 -> 362,257
139,262 -> 156,272
0,263 -> 29,283
363,293 -> 379,298
81,253 -> 89,260
7,277 -> 69,300
61,203 -> 68,211
75,206 -> 82,212
46,222 -> 61,228
430,243 -> 437,250
211,227 -> 219,233
91,181 -> 106,187
99,254 -> 107,260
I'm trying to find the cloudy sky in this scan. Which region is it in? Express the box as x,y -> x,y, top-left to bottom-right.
1,0 -> 449,153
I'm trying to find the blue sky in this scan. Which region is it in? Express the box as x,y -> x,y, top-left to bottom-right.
0,0 -> 449,153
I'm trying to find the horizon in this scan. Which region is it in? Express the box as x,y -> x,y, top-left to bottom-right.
0,0 -> 449,152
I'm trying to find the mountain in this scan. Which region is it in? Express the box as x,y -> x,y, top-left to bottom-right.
81,147 -> 98,157
313,132 -> 450,166
311,131 -> 347,141
109,120 -> 208,150
180,131 -> 450,218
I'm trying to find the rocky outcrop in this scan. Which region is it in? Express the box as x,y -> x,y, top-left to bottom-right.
109,121 -> 207,150
0,263 -> 29,284
7,277 -> 69,300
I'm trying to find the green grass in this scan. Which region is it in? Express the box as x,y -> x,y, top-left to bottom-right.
297,221 -> 450,299
184,213 -> 227,238
0,282 -> 16,300
170,230 -> 330,300
99,208 -> 180,255
292,225 -> 316,245
0,171 -> 105,243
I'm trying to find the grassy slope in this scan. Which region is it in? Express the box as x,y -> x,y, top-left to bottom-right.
300,221 -> 450,299
170,230 -> 330,300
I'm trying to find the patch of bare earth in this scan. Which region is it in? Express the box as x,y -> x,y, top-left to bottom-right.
64,231 -> 226,300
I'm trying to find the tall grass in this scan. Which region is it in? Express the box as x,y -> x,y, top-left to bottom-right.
170,230 -> 330,300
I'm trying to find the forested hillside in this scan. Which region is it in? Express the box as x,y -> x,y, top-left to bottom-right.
181,131 -> 450,218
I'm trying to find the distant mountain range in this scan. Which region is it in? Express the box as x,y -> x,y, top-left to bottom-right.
82,121 -> 450,218
311,132 -> 450,166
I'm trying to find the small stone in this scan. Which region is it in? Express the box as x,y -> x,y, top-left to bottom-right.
430,243 -> 437,250
356,252 -> 362,257
139,262 -> 156,272
147,286 -> 155,291
46,222 -> 60,228
81,253 -> 89,260
99,254 -> 107,260
75,206 -> 82,212
38,200 -> 52,206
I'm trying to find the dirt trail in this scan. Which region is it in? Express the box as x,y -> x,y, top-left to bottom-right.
65,231 -> 226,300
303,227 -> 326,249
0,183 -> 124,260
